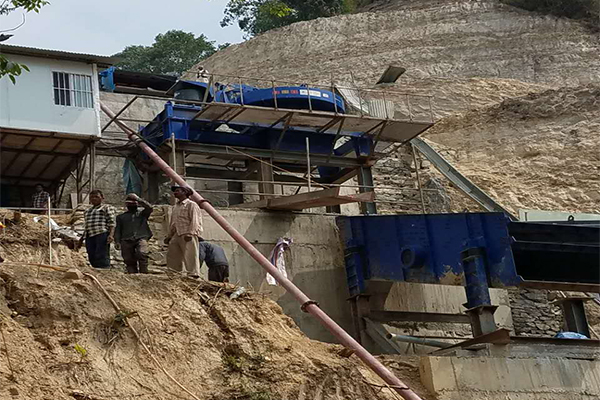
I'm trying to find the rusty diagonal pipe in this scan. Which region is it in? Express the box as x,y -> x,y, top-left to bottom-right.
100,103 -> 424,400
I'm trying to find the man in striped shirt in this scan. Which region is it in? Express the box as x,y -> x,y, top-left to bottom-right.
164,185 -> 202,278
77,190 -> 116,269
31,184 -> 51,213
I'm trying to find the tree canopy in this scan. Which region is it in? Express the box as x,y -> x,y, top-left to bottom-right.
114,30 -> 219,76
0,0 -> 48,83
221,0 -> 357,38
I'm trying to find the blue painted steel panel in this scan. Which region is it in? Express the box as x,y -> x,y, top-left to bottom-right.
214,85 -> 345,113
139,102 -> 371,158
336,213 -> 521,296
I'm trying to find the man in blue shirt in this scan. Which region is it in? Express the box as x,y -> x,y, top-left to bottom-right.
199,241 -> 229,282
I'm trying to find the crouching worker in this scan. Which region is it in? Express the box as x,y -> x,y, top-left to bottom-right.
164,185 -> 202,278
115,193 -> 153,274
199,240 -> 230,283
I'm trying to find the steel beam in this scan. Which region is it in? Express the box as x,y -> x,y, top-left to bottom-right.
368,310 -> 471,324
1,147 -> 81,157
357,166 -> 377,214
0,175 -> 56,182
175,142 -> 364,168
431,328 -> 511,355
556,298 -> 592,338
101,95 -> 138,132
521,280 -> 600,293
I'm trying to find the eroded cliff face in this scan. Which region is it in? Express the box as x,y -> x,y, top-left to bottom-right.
186,0 -> 599,117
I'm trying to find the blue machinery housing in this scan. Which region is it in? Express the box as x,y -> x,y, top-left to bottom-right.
138,81 -> 369,180
337,213 -> 600,325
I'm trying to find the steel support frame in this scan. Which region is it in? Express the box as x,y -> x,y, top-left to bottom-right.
461,246 -> 498,337
357,166 -> 377,215
175,142 -> 365,169
556,298 -> 592,338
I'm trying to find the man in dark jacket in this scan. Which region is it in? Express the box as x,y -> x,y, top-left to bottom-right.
199,241 -> 229,282
115,193 -> 153,274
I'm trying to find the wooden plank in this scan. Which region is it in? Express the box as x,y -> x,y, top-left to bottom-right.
230,198 -> 269,209
231,187 -> 375,211
269,188 -> 375,210
269,187 -> 340,207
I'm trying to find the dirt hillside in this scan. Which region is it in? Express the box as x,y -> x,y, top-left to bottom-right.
421,85 -> 600,215
0,214 -> 429,400
186,0 -> 599,117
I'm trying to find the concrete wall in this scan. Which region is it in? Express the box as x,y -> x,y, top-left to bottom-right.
420,355 -> 600,400
151,207 -> 513,345
0,54 -> 100,136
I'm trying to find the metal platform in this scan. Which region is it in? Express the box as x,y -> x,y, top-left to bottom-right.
100,87 -> 434,211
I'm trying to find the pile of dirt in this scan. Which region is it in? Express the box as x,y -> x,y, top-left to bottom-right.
0,210 -> 89,270
419,85 -> 600,215
0,262 -> 429,400
0,210 -> 49,247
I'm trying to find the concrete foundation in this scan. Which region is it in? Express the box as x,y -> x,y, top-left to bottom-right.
420,353 -> 600,400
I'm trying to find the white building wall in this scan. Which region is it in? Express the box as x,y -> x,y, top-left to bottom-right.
0,54 -> 100,136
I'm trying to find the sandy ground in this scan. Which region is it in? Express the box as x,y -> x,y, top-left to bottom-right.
0,213 -> 430,400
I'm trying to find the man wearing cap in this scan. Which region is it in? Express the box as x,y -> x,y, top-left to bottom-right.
165,185 -> 202,278
114,193 -> 154,274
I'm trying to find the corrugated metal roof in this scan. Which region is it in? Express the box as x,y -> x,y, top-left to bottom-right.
0,44 -> 118,67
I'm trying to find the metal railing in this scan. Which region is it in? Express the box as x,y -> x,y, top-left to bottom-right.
100,73 -> 436,134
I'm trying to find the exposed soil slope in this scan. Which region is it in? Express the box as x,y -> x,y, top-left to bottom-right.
0,214 -> 429,400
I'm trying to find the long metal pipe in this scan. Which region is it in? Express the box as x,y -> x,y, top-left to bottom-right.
100,103 -> 423,400
387,333 -> 450,349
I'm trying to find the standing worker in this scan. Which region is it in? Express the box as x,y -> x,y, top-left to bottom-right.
31,183 -> 51,213
114,193 -> 153,274
199,240 -> 230,282
164,185 -> 202,278
77,190 -> 115,270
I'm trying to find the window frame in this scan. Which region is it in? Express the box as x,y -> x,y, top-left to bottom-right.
52,71 -> 94,109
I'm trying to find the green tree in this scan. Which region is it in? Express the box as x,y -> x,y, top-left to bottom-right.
114,30 -> 218,76
0,0 -> 48,83
221,0 -> 356,38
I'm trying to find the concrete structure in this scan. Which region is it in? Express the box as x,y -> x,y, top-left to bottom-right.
151,207 -> 513,344
0,53 -> 102,135
519,209 -> 600,222
421,352 -> 600,399
0,45 -> 115,206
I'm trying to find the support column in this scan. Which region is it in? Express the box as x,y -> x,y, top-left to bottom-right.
253,159 -> 274,200
169,150 -> 186,177
228,181 -> 244,206
461,247 -> 498,337
556,297 -> 592,338
146,171 -> 160,203
357,166 -> 377,215
89,141 -> 96,191
76,154 -> 86,204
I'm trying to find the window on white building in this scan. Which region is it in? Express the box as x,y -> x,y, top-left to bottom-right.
52,72 -> 93,108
